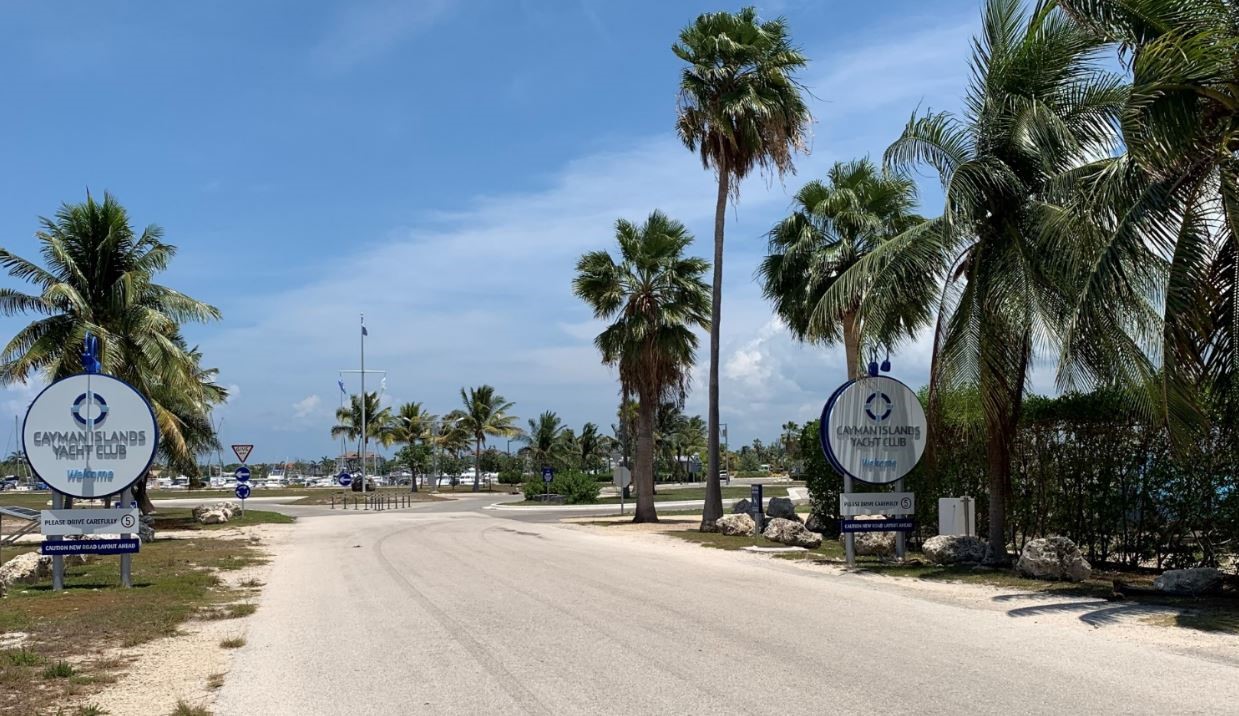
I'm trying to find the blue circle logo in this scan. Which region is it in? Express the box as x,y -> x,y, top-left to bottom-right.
865,392 -> 892,422
71,392 -> 109,428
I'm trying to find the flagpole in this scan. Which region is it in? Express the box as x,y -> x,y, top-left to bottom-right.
360,314 -> 367,494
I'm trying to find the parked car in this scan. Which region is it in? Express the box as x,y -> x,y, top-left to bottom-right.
0,476 -> 19,491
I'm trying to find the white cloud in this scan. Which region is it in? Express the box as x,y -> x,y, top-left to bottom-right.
202,11 -> 982,454
291,394 -> 322,419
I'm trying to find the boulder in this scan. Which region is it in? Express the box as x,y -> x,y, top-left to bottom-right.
762,518 -> 823,549
193,502 -> 240,525
805,513 -> 832,535
1016,536 -> 1091,582
766,497 -> 801,523
1154,568 -> 1225,596
715,513 -> 756,537
731,498 -> 752,515
923,535 -> 987,565
0,553 -> 50,590
138,515 -> 155,543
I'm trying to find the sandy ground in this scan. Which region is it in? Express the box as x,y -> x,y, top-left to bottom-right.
76,523 -> 294,716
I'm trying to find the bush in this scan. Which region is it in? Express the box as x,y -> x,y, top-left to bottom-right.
499,466 -> 524,485
552,471 -> 601,504
521,477 -> 546,501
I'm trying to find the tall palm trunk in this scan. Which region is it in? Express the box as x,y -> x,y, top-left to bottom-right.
634,395 -> 658,522
702,154 -> 729,531
842,308 -> 862,380
473,437 -> 481,492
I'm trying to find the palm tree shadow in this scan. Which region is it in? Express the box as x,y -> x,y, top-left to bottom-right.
1000,596 -> 1172,627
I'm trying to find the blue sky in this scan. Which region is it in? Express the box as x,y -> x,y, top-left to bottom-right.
0,0 -> 1006,464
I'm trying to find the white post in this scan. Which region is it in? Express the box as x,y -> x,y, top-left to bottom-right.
360,314 -> 367,495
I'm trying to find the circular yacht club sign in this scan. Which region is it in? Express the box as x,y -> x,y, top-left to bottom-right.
23,373 -> 159,499
819,375 -> 927,485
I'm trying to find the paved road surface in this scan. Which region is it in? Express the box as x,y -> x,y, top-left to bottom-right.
216,505 -> 1239,715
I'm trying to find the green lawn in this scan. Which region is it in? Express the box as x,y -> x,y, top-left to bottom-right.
1,537 -> 266,714
149,508 -> 294,531
517,485 -> 792,507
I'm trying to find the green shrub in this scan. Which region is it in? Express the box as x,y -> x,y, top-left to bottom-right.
552,471 -> 601,504
521,477 -> 547,501
498,466 -> 524,485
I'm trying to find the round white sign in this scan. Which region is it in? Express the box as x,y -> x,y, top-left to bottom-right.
23,374 -> 159,499
820,375 -> 927,485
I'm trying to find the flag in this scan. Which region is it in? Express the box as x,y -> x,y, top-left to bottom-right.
380,377 -> 387,393
362,325 -> 368,336
338,379 -> 346,394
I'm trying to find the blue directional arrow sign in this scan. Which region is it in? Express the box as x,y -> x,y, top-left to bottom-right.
337,472 -> 353,487
235,483 -> 251,499
234,466 -> 251,483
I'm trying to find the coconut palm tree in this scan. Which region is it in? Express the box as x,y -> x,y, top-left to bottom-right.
521,410 -> 566,470
1053,0 -> 1239,428
455,385 -> 520,492
391,401 -> 435,491
674,6 -> 811,530
0,192 -> 225,510
573,210 -> 710,522
577,422 -> 607,473
758,158 -> 933,380
825,0 -> 1125,563
332,392 -> 394,491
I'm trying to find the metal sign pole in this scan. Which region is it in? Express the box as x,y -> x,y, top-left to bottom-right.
120,486 -> 133,588
51,490 -> 65,591
843,476 -> 855,566
893,478 -> 906,561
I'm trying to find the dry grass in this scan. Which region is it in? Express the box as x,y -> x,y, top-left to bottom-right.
218,637 -> 246,649
0,538 -> 264,715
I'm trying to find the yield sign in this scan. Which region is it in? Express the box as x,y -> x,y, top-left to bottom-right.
231,444 -> 254,463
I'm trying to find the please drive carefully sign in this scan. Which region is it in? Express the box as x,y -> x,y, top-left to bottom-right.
41,508 -> 140,536
839,492 -> 914,516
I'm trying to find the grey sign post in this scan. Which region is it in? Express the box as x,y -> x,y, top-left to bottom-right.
749,483 -> 764,532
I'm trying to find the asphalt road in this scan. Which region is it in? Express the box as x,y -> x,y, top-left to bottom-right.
214,503 -> 1239,715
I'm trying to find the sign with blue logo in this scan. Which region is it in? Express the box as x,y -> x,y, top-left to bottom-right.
234,466 -> 251,483
819,376 -> 927,485
22,373 -> 160,499
541,466 -> 554,483
337,472 -> 352,487
41,538 -> 140,556
235,483 -> 251,499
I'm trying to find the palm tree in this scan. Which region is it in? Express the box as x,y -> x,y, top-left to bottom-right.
573,210 -> 711,522
521,411 -> 566,470
758,158 -> 932,379
1054,0 -> 1239,428
455,385 -> 520,492
577,422 -> 607,473
391,401 -> 435,492
829,0 -> 1124,563
674,7 -> 811,530
332,392 -> 394,491
0,192 -> 225,511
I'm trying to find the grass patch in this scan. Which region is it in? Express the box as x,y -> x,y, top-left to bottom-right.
200,603 -> 257,620
206,672 -> 226,690
170,700 -> 212,716
219,636 -> 246,649
148,508 -> 294,532
0,537 -> 265,715
73,705 -> 110,716
520,485 -> 793,507
43,660 -> 75,679
5,647 -> 43,667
